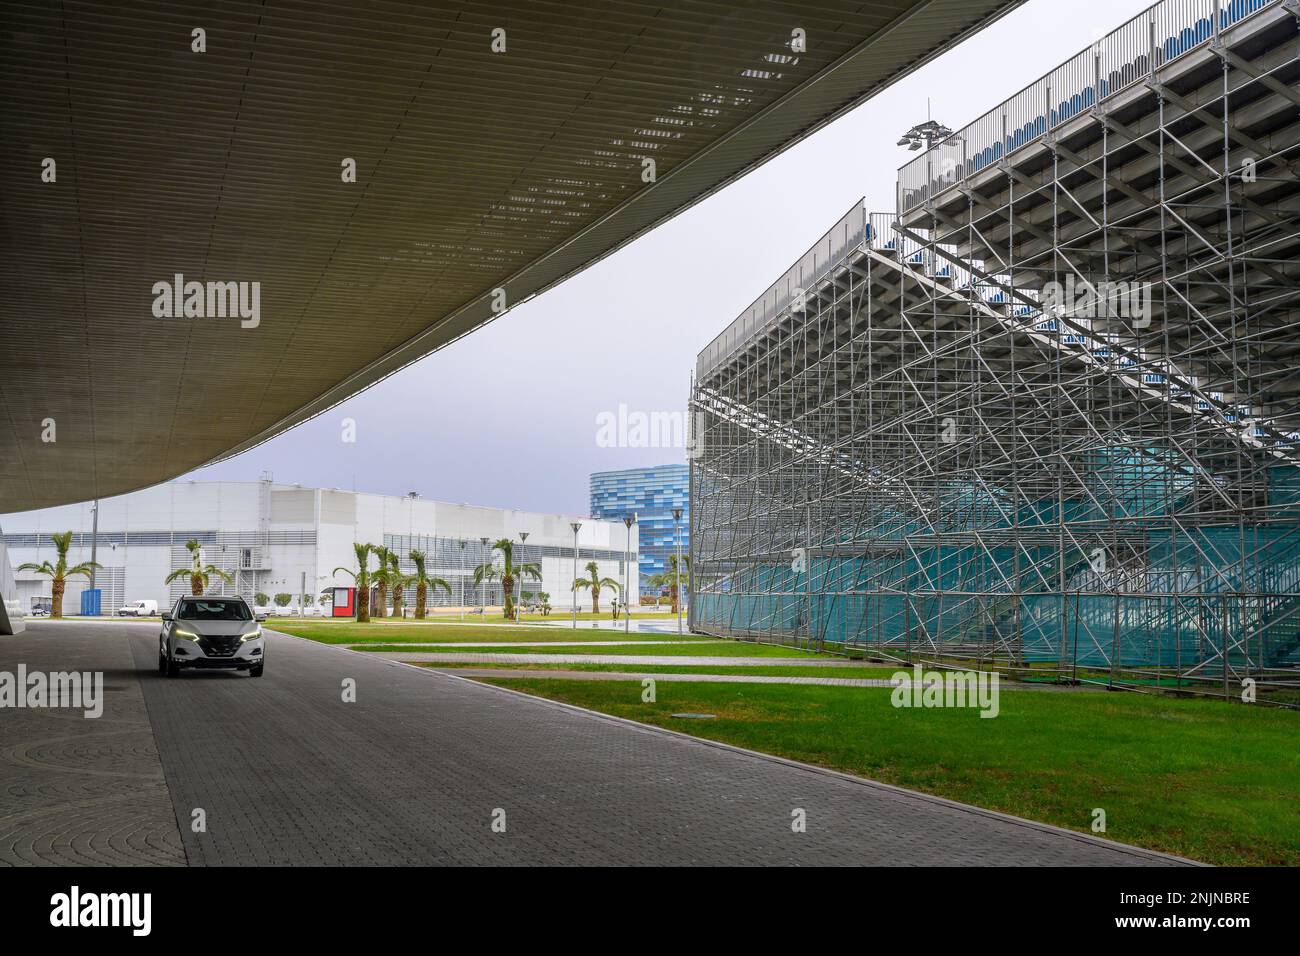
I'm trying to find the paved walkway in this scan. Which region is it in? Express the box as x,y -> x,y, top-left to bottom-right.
1,621 -> 1189,865
0,625 -> 186,866
426,667 -> 1070,690
371,651 -> 862,666
431,667 -> 904,687
349,639 -> 727,649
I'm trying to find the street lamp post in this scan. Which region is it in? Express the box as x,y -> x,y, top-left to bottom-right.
672,507 -> 684,636
479,536 -> 490,616
517,531 -> 529,621
570,521 -> 582,629
89,500 -> 99,595
458,539 -> 466,623
623,514 -> 636,635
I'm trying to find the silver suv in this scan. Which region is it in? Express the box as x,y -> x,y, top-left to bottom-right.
159,596 -> 266,678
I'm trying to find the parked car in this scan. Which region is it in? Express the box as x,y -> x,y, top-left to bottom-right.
117,599 -> 159,617
159,595 -> 267,678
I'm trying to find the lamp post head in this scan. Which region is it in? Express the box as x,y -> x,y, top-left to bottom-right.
570,521 -> 582,534
519,532 -> 529,543
480,537 -> 490,546
672,508 -> 683,521
624,513 -> 636,528
898,119 -> 954,151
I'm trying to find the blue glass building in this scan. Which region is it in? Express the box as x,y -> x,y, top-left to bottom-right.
590,465 -> 688,595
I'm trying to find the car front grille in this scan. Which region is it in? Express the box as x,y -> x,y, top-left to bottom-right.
198,636 -> 240,658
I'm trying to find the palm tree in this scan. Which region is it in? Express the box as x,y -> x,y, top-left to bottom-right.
646,553 -> 691,616
17,531 -> 100,619
387,552 -> 413,619
538,592 -> 552,616
408,549 -> 451,619
573,560 -> 620,615
333,542 -> 374,623
371,545 -> 392,617
164,538 -> 233,596
473,538 -> 540,620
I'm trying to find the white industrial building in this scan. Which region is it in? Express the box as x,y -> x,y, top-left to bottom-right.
0,480 -> 638,616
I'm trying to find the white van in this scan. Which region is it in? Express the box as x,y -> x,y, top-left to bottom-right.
117,599 -> 159,617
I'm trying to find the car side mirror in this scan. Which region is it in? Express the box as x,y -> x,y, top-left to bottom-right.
256,612 -> 268,622
161,612 -> 172,622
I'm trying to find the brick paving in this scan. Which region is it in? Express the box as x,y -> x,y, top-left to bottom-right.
1,622 -> 1191,866
0,622 -> 186,866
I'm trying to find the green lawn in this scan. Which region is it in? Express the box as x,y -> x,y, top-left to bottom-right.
351,641 -> 821,657
270,621 -> 695,645
473,677 -> 1300,866
515,611 -> 678,623
339,610 -> 675,624
422,661 -> 900,679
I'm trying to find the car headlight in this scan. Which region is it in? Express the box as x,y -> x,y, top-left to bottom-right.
174,628 -> 200,641
240,627 -> 262,642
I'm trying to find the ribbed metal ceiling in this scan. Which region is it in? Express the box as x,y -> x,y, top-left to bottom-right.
0,0 -> 1021,511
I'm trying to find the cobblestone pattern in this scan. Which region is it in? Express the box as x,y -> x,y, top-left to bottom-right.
0,622 -> 186,866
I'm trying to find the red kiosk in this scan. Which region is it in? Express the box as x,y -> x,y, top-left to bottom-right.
328,586 -> 356,618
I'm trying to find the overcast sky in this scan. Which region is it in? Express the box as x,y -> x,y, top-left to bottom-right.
185,0 -> 1153,516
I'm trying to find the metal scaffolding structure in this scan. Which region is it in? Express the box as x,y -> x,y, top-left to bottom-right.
690,0 -> 1300,704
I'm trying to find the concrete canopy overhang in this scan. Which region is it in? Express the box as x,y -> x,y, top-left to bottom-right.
0,0 -> 1021,510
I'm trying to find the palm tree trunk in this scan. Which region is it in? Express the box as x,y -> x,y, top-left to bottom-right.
503,575 -> 514,620
357,586 -> 370,624
392,585 -> 404,619
51,577 -> 65,619
374,582 -> 387,618
191,574 -> 203,596
416,582 -> 427,619
592,589 -> 599,615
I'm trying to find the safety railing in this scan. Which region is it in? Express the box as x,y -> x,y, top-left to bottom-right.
898,0 -> 1280,213
696,200 -> 868,377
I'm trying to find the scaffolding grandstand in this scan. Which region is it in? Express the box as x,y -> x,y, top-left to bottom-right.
689,0 -> 1300,704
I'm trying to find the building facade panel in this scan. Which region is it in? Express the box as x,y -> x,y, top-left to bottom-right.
2,481 -> 635,615
590,465 -> 688,595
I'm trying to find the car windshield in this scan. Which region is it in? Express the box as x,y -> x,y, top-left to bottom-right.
177,599 -> 251,621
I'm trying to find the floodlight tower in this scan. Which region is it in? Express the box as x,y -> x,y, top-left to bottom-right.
896,119 -> 954,151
